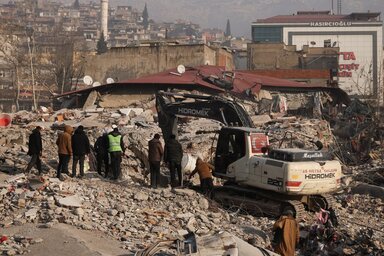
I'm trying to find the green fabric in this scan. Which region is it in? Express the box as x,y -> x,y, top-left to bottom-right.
108,134 -> 122,152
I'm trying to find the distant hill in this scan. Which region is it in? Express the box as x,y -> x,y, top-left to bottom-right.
1,0 -> 383,37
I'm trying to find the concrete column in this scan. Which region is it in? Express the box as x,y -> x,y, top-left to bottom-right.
101,0 -> 108,39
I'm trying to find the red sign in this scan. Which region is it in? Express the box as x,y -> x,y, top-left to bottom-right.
250,133 -> 269,154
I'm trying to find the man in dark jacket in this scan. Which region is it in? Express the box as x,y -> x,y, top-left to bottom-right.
71,125 -> 90,178
94,129 -> 109,177
148,133 -> 164,188
164,134 -> 183,188
25,126 -> 43,175
107,125 -> 125,180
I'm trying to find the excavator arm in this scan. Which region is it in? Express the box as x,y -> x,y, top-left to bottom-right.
156,91 -> 254,141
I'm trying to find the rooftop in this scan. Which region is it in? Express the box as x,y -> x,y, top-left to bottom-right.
255,11 -> 381,24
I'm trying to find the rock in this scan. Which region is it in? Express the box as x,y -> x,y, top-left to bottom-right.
186,217 -> 197,232
198,198 -> 209,210
74,208 -> 84,216
108,209 -> 118,216
343,247 -> 356,255
173,188 -> 196,196
33,238 -> 43,244
134,192 -> 149,201
176,213 -> 194,219
18,199 -> 26,208
6,249 -> 16,256
58,195 -> 83,208
25,208 -> 38,219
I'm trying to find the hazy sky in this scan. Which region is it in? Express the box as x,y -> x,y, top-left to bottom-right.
2,0 -> 383,37
116,0 -> 384,37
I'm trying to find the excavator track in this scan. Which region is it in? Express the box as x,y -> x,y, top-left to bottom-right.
212,185 -> 308,220
307,194 -> 336,212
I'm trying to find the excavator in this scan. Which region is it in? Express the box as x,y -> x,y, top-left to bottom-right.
156,91 -> 342,218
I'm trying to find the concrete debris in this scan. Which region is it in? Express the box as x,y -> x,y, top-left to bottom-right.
0,92 -> 383,255
58,195 -> 83,208
0,234 -> 43,255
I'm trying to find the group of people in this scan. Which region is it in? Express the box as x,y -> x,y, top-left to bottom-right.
25,124 -> 125,181
148,133 -> 214,194
26,126 -> 301,255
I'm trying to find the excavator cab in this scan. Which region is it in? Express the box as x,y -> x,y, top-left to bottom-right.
214,128 -> 246,176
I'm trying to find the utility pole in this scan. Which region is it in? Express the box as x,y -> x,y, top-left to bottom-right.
26,25 -> 37,111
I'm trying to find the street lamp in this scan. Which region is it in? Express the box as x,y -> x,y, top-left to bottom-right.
26,24 -> 37,111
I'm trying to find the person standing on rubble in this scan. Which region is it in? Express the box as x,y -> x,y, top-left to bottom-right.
56,125 -> 73,179
188,157 -> 214,195
94,128 -> 110,177
164,134 -> 183,188
107,125 -> 125,180
272,209 -> 300,256
71,125 -> 90,178
25,126 -> 43,175
148,133 -> 164,188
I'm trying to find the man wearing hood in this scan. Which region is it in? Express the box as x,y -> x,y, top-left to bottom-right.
272,209 -> 300,256
164,134 -> 183,188
71,125 -> 90,178
56,125 -> 73,179
107,125 -> 125,180
148,133 -> 163,188
94,128 -> 110,177
25,126 -> 43,175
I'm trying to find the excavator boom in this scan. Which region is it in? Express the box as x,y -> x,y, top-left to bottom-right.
156,91 -> 254,141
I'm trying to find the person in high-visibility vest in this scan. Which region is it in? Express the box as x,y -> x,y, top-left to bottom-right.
107,125 -> 125,180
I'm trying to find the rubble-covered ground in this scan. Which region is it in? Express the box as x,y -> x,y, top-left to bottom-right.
0,97 -> 383,255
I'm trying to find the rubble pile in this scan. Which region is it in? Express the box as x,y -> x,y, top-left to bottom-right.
263,118 -> 334,150
0,95 -> 383,255
0,234 -> 43,255
0,174 -> 274,253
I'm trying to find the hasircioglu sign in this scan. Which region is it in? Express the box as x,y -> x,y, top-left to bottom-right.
310,21 -> 352,27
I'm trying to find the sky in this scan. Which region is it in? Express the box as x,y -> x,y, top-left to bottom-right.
2,0 -> 383,37
115,0 -> 384,37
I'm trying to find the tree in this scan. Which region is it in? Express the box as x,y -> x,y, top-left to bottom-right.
142,3 -> 149,30
96,32 -> 108,55
225,19 -> 231,37
0,24 -> 28,111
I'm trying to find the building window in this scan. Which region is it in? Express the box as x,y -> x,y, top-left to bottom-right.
324,39 -> 331,48
252,26 -> 283,42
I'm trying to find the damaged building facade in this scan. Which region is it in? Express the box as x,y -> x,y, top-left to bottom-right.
83,42 -> 234,84
252,11 -> 383,102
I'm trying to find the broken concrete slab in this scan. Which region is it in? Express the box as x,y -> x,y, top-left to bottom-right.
25,208 -> 38,219
58,195 -> 83,208
6,173 -> 26,184
351,183 -> 384,200
82,91 -> 98,111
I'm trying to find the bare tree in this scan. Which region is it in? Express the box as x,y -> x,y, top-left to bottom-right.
0,24 -> 28,111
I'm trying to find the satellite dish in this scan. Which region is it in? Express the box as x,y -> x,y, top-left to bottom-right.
177,64 -> 186,74
106,77 -> 115,84
92,81 -> 101,87
83,75 -> 93,86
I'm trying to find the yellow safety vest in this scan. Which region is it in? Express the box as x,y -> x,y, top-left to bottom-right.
108,134 -> 122,152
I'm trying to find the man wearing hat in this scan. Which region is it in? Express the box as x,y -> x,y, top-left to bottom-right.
107,125 -> 125,180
